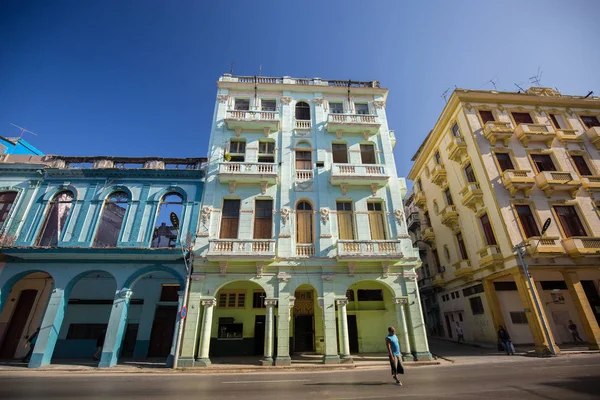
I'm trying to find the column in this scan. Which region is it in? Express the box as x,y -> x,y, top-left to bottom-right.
393,298 -> 412,361
196,298 -> 216,367
275,279 -> 292,366
405,276 -> 433,360
336,298 -> 352,363
483,278 -> 506,331
562,271 -> 600,350
28,288 -> 66,368
321,279 -> 340,364
512,270 -> 558,355
166,291 -> 185,368
178,291 -> 202,367
99,289 -> 132,368
261,299 -> 277,365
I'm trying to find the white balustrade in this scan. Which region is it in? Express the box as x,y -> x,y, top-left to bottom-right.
328,114 -> 378,124
337,240 -> 402,257
219,162 -> 277,175
296,170 -> 314,180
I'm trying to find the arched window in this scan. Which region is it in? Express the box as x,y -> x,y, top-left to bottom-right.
295,101 -> 310,121
152,193 -> 184,248
296,201 -> 313,244
37,191 -> 74,246
94,191 -> 129,248
0,191 -> 18,230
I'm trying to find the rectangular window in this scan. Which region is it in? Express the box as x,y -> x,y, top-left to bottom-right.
511,112 -> 534,125
424,211 -> 431,226
580,115 -> 600,129
295,150 -> 312,170
218,318 -> 243,339
509,311 -> 528,324
515,205 -> 541,238
346,289 -> 355,302
571,155 -> 593,176
494,152 -> 515,172
451,122 -> 461,137
253,291 -> 266,308
479,110 -> 495,124
0,191 -> 18,229
217,291 -> 246,309
531,154 -> 556,173
357,289 -> 384,301
332,143 -> 348,163
464,163 -> 477,183
66,323 -> 108,340
355,103 -> 369,115
456,232 -> 468,260
432,249 -> 442,273
336,201 -> 354,240
234,99 -> 250,111
434,151 -> 442,165
549,113 -> 566,130
367,202 -> 387,240
469,297 -> 484,315
444,188 -> 454,206
261,100 -> 276,111
480,213 -> 497,246
220,200 -> 240,239
330,102 -> 344,114
416,179 -> 423,192
463,284 -> 484,297
360,144 -> 376,164
229,140 -> 246,162
258,141 -> 275,163
554,205 -> 587,237
159,285 -> 180,302
254,200 -> 273,239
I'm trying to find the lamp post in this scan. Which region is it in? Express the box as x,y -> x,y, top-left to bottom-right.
513,218 -> 556,356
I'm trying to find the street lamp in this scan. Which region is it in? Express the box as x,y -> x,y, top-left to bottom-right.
513,218 -> 556,356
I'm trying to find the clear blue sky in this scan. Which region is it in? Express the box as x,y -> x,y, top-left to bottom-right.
1,0 -> 599,178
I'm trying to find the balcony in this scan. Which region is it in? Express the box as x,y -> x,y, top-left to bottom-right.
296,244 -> 315,257
337,240 -> 403,261
325,113 -> 380,138
422,226 -> 435,242
295,120 -> 312,130
415,191 -> 427,209
581,176 -> 600,193
432,273 -> 446,288
440,205 -> 459,229
217,162 -> 278,185
459,182 -> 484,211
447,136 -> 468,163
453,260 -> 474,280
556,129 -> 583,148
207,239 -> 276,261
431,164 -> 447,187
534,171 -> 581,198
562,237 -> 600,257
477,245 -> 504,271
484,121 -> 513,146
585,127 -> 600,150
515,124 -> 556,148
526,237 -> 565,257
501,170 -> 536,198
330,163 -> 390,187
224,110 -> 280,133
407,212 -> 420,231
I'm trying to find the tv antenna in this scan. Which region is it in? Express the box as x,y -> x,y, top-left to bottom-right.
514,83 -> 526,93
441,88 -> 450,103
10,123 -> 38,140
529,67 -> 543,86
229,60 -> 237,75
258,64 -> 262,76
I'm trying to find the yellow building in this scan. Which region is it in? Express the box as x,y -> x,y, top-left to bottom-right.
408,87 -> 600,354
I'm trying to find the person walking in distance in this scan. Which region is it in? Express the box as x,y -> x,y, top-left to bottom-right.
568,320 -> 584,344
93,329 -> 106,361
22,327 -> 40,363
455,322 -> 464,344
497,325 -> 515,355
385,327 -> 404,386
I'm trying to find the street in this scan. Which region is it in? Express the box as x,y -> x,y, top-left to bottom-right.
0,353 -> 599,399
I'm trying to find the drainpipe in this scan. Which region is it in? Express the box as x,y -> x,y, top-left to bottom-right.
173,248 -> 192,369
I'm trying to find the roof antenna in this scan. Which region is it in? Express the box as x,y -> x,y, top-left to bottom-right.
10,123 -> 38,140
529,67 -> 543,87
229,60 -> 236,75
514,83 -> 526,93
584,91 -> 593,98
488,78 -> 498,91
441,88 -> 450,103
258,64 -> 262,76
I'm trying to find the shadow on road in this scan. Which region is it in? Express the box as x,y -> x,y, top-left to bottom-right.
540,375 -> 600,397
306,381 -> 392,386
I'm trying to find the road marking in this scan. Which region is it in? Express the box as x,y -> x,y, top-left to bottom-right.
221,379 -> 311,384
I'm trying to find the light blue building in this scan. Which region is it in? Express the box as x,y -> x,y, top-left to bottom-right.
0,154 -> 205,368
0,136 -> 44,156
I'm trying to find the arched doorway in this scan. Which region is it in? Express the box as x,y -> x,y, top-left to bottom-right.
344,281 -> 396,353
0,272 -> 54,361
293,284 -> 321,353
211,281 -> 272,358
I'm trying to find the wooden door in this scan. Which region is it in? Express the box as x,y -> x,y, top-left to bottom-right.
254,315 -> 265,356
0,289 -> 37,359
347,315 -> 359,353
294,315 -> 314,352
445,314 -> 453,339
147,306 -> 177,358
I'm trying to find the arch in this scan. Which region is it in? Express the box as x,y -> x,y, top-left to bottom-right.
65,269 -> 118,297
93,185 -> 134,202
123,266 -> 185,289
40,185 -> 79,203
295,101 -> 311,121
0,270 -> 54,314
342,278 -> 398,299
213,279 -> 271,296
149,186 -> 188,203
295,140 -> 312,149
36,190 -> 75,246
93,191 -> 131,248
151,192 -> 184,248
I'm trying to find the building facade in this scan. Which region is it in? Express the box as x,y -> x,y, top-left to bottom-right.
408,87 -> 600,353
0,155 -> 204,367
177,74 -> 431,367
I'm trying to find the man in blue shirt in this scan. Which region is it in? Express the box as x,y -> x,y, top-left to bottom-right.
385,326 -> 404,386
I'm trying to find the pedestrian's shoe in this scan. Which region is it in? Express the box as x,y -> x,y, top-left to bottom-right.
396,381 -> 403,386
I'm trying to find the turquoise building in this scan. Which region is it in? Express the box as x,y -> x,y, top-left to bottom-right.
0,154 -> 205,368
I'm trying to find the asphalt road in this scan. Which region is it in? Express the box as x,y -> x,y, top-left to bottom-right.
0,354 -> 599,400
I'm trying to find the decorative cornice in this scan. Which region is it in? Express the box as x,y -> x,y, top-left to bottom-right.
201,299 -> 217,307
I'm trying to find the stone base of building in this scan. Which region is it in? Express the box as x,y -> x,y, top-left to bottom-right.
165,354 -> 174,368
177,357 -> 196,368
414,351 -> 434,361
260,357 -> 274,366
322,355 -> 340,364
275,356 -> 291,366
340,354 -> 353,364
402,352 -> 414,362
195,357 -> 212,367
